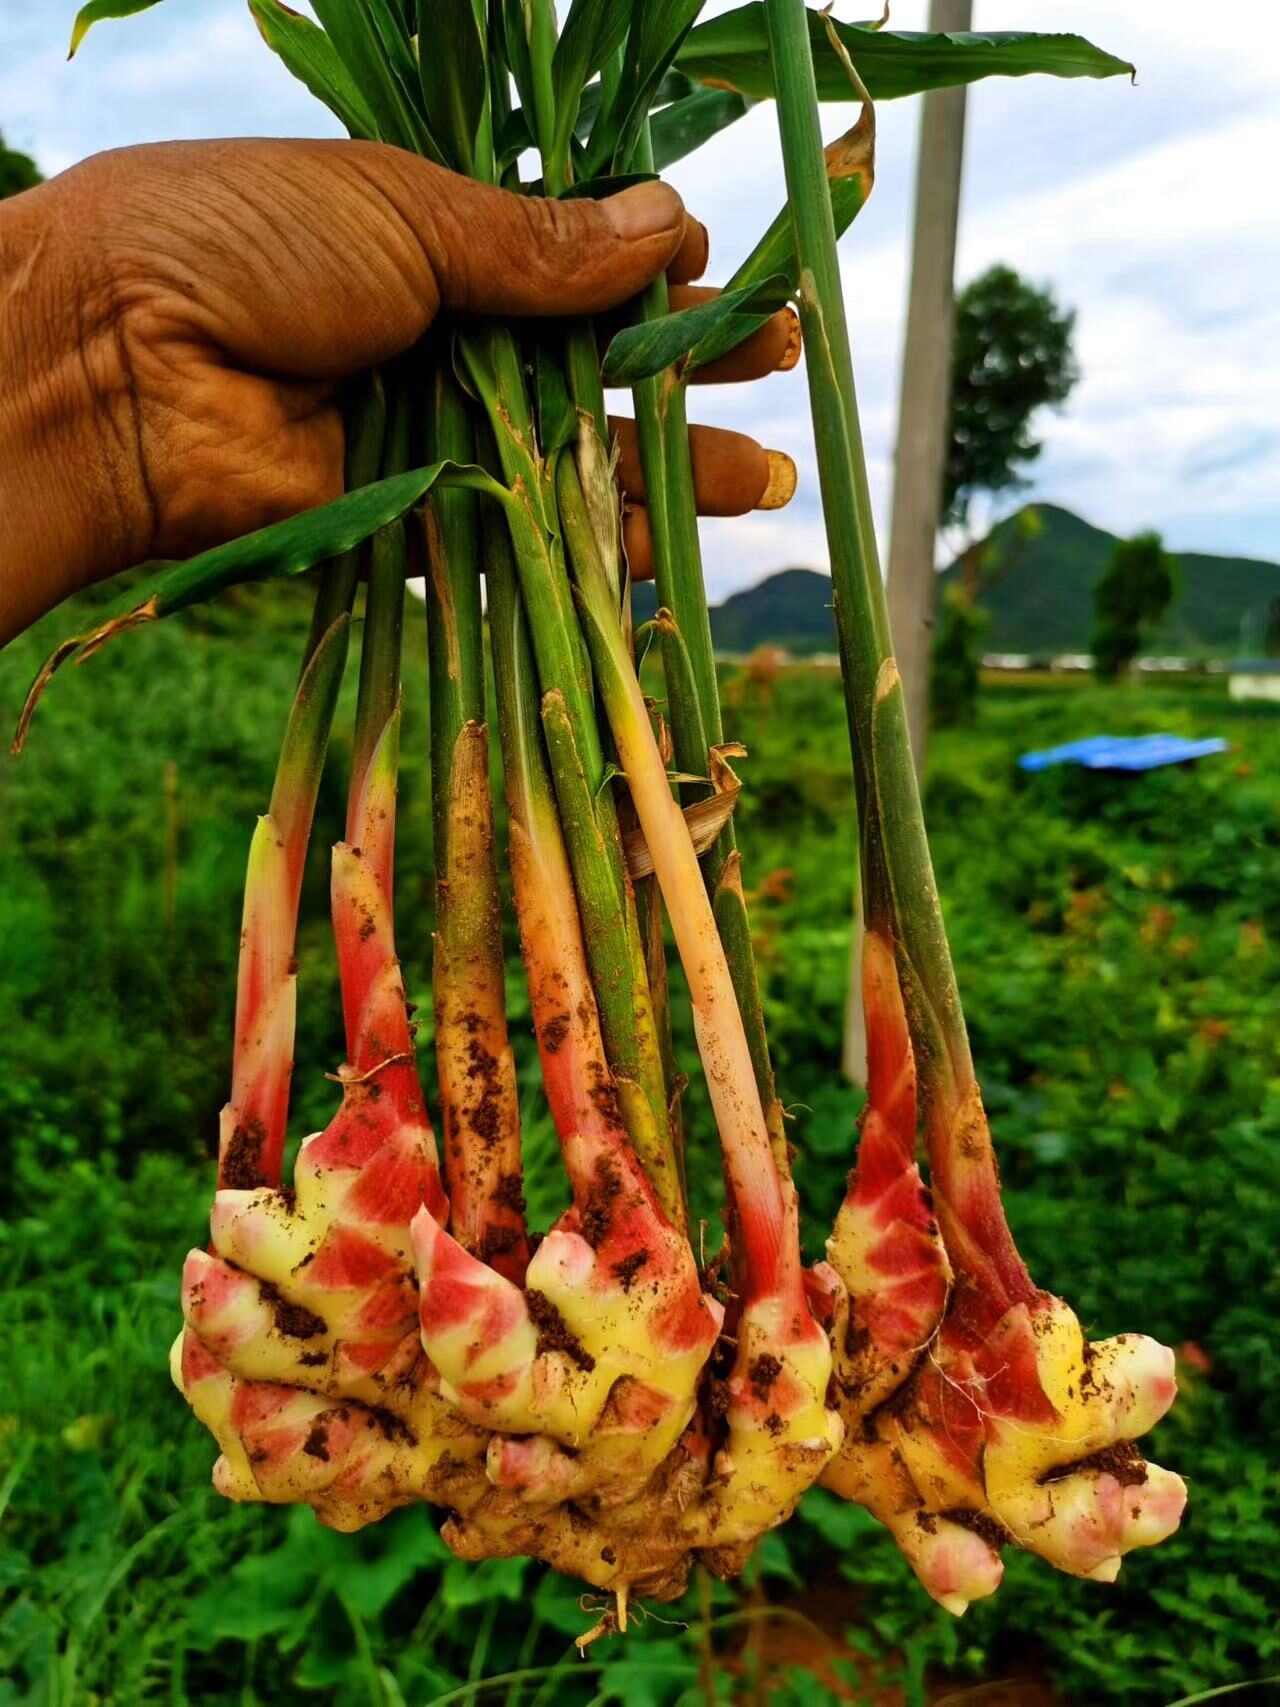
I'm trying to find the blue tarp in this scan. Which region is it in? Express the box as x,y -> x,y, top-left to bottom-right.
1018,734 -> 1229,773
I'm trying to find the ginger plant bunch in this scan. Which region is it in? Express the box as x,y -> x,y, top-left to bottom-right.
22,0 -> 1183,1636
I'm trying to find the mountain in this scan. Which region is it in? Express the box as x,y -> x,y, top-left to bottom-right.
632,567 -> 837,654
633,504 -> 1280,658
939,503 -> 1280,656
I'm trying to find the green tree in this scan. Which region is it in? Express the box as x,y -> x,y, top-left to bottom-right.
929,582 -> 988,727
0,132 -> 41,200
1091,530 -> 1178,679
944,263 -> 1079,533
928,265 -> 1077,721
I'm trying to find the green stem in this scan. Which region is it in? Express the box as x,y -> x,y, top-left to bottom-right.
461,328 -> 592,727
762,0 -> 1031,1305
462,328 -> 681,1223
761,0 -> 963,1066
526,0 -> 560,177
302,380 -> 387,671
628,132 -> 719,769
484,435 -> 681,1232
483,449 -> 548,856
351,386 -> 413,816
724,103 -> 874,297
272,381 -> 384,852
558,451 -> 789,1295
625,121 -> 786,1161
637,875 -> 684,1194
422,362 -> 485,860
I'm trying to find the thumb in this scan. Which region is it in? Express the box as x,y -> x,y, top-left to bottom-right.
394,159 -> 693,319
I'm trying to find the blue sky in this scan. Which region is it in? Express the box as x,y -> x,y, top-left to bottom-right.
3,2 -> 1277,599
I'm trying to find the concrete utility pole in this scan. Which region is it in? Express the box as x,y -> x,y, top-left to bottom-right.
885,0 -> 973,772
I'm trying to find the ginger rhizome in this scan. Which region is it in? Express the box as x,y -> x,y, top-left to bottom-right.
35,0 -> 1172,1640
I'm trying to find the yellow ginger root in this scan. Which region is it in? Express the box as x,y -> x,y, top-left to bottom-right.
820,932 -> 1185,1614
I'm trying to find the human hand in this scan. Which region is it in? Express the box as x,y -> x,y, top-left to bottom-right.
0,139 -> 798,643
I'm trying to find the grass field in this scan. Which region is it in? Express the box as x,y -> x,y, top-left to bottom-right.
1,582 -> 1278,1705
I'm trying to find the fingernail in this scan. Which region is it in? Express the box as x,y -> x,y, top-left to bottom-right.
758,450 -> 798,511
604,181 -> 684,242
778,308 -> 803,371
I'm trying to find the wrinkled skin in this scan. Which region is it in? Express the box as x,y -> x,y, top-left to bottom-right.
0,138 -> 799,644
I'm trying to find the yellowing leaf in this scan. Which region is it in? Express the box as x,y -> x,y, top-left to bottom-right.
68,0 -> 168,60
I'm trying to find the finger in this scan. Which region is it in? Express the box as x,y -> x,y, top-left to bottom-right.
422,171 -> 692,318
665,287 -> 803,384
667,218 -> 710,286
610,417 -> 797,516
622,504 -> 655,582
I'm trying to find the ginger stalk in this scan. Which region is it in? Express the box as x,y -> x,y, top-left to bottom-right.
760,0 -> 1185,1611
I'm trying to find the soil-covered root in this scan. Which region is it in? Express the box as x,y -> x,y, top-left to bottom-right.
411,1129 -> 722,1500
824,930 -> 951,1415
819,932 -> 1184,1613
434,722 -> 530,1285
187,1069 -> 443,1396
821,1292 -> 1185,1614
180,710 -> 452,1422
822,1213 -> 1186,1613
682,1184 -> 843,1562
417,752 -> 724,1509
818,929 -> 982,1608
440,1420 -> 716,1601
174,1321 -> 707,1602
170,1324 -> 488,1531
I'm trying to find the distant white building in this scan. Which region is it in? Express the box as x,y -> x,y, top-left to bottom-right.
1228,660 -> 1280,702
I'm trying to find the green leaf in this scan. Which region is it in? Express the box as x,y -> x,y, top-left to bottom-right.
309,0 -> 440,156
554,0 -> 632,103
727,105 -> 873,293
271,611 -> 352,817
499,0 -> 540,134
599,1647 -> 698,1707
440,1556 -> 527,1609
1165,1684 -> 1280,1707
13,462 -> 504,752
602,0 -> 711,171
68,0 -> 166,58
754,1528 -> 803,1587
602,273 -> 789,385
534,344 -> 577,458
798,1485 -> 879,1549
495,104 -> 535,169
558,171 -> 655,200
340,1514 -> 450,1620
675,5 -> 1134,102
649,87 -> 752,169
551,0 -> 631,164
417,0 -> 488,173
569,67 -> 696,152
247,0 -> 380,140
